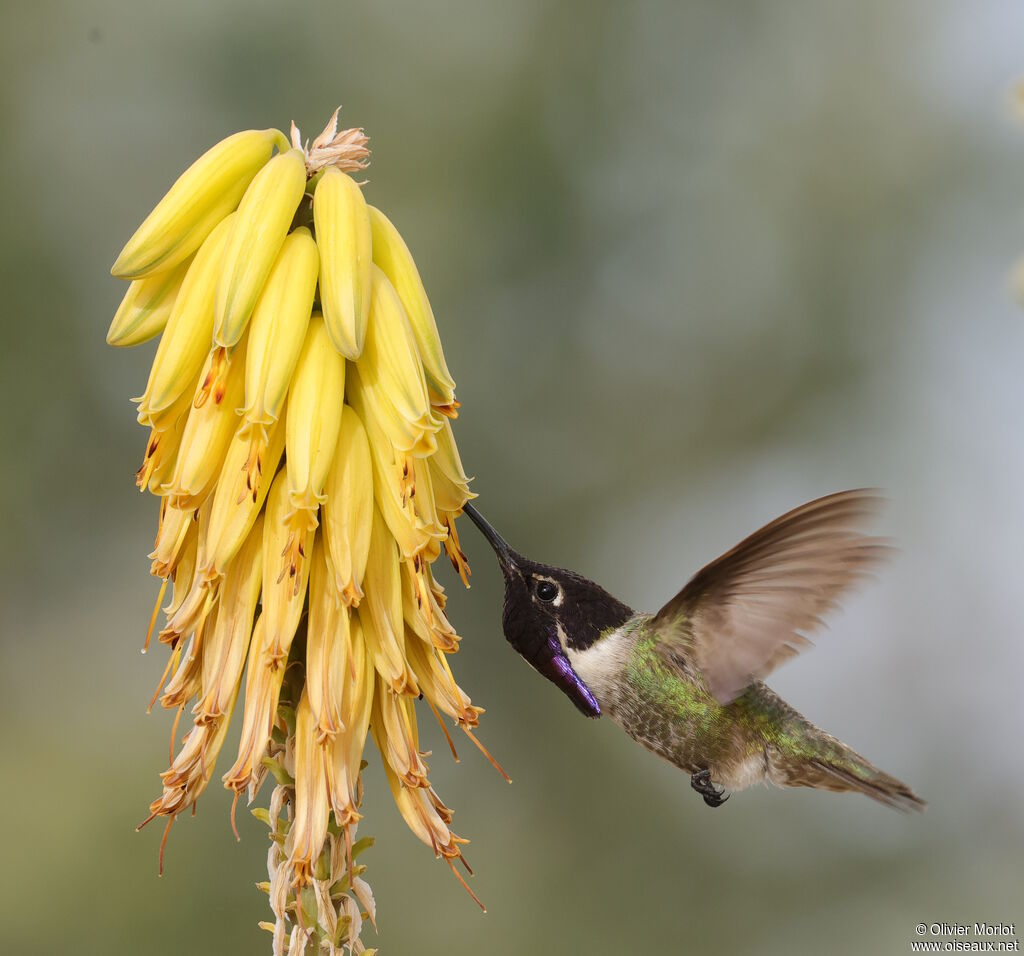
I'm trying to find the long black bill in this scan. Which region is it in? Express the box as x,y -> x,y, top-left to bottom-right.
461,503 -> 517,572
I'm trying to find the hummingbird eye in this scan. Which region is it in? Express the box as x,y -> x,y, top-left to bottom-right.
535,579 -> 559,603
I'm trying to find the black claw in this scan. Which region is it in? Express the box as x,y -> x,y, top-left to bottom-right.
691,769 -> 729,808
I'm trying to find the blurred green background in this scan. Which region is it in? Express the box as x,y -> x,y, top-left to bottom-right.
2,1 -> 1023,953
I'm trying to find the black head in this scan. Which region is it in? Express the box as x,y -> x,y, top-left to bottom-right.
462,503 -> 633,718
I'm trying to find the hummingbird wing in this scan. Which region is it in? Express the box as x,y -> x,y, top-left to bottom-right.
650,489 -> 890,705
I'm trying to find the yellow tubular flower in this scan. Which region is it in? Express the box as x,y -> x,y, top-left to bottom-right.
314,165 -> 372,359
440,509 -> 473,587
326,615 -> 374,827
136,213 -> 236,420
433,418 -> 467,478
164,331 -> 248,511
372,676 -> 429,788
261,470 -> 315,663
223,614 -> 286,795
112,128 -> 286,279
214,148 -> 308,347
344,360 -> 433,455
150,499 -> 196,579
160,501 -> 217,650
357,506 -> 418,694
407,461 -> 445,555
370,457 -> 435,561
381,761 -> 447,851
321,407 -> 373,606
159,617 -> 209,710
357,266 -> 438,434
285,315 -> 346,515
147,680 -> 240,820
196,514 -> 264,723
202,410 -> 286,577
135,378 -> 197,494
157,502 -> 215,680
351,387 -> 421,549
242,226 -> 318,438
107,255 -> 191,347
429,418 -> 474,513
368,204 -> 457,407
305,536 -> 350,742
429,460 -> 473,517
377,758 -> 478,910
405,631 -> 482,732
403,565 -> 460,654
347,367 -> 446,559
162,523 -> 198,621
288,689 -> 332,887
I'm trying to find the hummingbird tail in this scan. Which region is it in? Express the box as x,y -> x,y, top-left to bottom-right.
772,742 -> 927,812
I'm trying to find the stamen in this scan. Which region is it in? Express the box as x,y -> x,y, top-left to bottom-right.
445,856 -> 486,912
462,727 -> 511,784
158,816 -> 174,876
433,402 -> 460,420
443,517 -> 471,587
136,811 -> 157,832
168,702 -> 185,765
399,460 -> 416,508
294,882 -> 308,932
407,558 -> 433,623
427,700 -> 459,762
142,577 -> 169,654
241,433 -> 266,504
230,790 -> 241,842
278,528 -> 309,594
344,824 -> 354,883
341,580 -> 364,607
194,346 -> 230,408
148,641 -> 181,713
136,434 -> 158,489
397,697 -> 422,772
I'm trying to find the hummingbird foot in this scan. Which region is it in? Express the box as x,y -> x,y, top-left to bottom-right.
690,769 -> 729,808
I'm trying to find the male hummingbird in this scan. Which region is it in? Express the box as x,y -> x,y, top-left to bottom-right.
462,491 -> 925,811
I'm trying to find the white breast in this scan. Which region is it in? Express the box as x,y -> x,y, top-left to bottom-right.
564,624 -> 633,704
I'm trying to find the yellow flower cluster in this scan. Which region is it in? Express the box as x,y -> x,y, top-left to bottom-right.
110,111 -> 498,952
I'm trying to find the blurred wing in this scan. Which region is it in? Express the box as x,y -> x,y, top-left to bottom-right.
651,490 -> 890,705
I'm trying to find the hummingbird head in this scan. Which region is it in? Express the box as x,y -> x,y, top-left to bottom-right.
461,503 -> 633,718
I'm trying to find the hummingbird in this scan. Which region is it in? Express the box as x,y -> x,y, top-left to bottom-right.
462,491 -> 925,811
